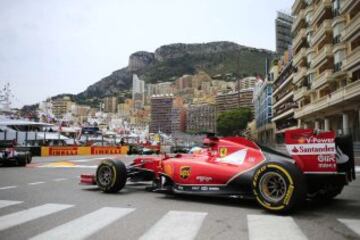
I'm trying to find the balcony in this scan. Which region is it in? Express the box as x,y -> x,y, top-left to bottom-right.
273,91 -> 293,109
294,86 -> 310,101
311,0 -> 332,25
293,48 -> 307,67
293,28 -> 306,50
342,13 -> 360,41
343,47 -> 360,71
311,19 -> 332,46
311,69 -> 333,89
293,67 -> 307,84
295,79 -> 360,118
340,0 -> 357,14
292,9 -> 305,33
311,44 -> 333,68
292,0 -> 304,15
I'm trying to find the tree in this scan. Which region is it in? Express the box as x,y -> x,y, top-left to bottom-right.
216,108 -> 252,136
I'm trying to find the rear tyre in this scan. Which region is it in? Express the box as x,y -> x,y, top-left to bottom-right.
252,162 -> 306,213
96,159 -> 127,193
16,155 -> 27,167
26,153 -> 32,164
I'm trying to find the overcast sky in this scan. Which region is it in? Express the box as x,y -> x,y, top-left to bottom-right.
0,0 -> 293,108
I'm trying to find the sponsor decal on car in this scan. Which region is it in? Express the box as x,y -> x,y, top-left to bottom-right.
196,176 -> 213,183
179,166 -> 191,179
286,143 -> 336,155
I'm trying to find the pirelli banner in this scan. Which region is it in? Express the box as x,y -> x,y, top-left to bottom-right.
41,146 -> 129,156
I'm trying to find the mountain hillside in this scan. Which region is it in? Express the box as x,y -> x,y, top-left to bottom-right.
77,41 -> 276,102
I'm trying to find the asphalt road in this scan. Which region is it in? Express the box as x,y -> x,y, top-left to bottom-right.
0,155 -> 359,240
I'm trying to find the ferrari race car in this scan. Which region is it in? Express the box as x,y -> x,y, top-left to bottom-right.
0,141 -> 32,166
80,129 -> 356,213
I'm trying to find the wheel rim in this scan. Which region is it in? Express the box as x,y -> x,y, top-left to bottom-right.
259,172 -> 287,203
98,165 -> 113,186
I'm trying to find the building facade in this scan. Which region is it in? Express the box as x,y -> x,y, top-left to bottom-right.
276,11 -> 294,55
51,97 -> 74,119
132,74 -> 145,110
215,89 -> 254,115
149,95 -> 173,134
253,68 -> 277,144
292,0 -> 360,140
103,96 -> 118,113
186,104 -> 216,133
272,59 -> 298,143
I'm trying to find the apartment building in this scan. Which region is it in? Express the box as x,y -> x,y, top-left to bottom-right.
272,58 -> 298,143
292,0 -> 360,140
276,12 -> 295,55
215,89 -> 254,115
103,96 -> 118,113
253,66 -> 279,145
149,95 -> 173,134
51,96 -> 74,119
186,104 -> 216,133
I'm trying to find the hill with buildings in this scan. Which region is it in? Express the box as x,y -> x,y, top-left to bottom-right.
77,41 -> 277,101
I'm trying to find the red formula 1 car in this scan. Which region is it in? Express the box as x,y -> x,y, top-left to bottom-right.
80,129 -> 356,213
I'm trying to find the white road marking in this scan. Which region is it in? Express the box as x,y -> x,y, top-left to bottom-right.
53,178 -> 67,182
0,186 -> 17,190
0,200 -> 23,209
0,203 -> 73,231
139,210 -> 207,240
28,182 -> 45,186
355,166 -> 360,174
247,215 -> 308,240
70,157 -> 107,163
30,207 -> 135,240
338,218 -> 360,236
39,165 -> 97,169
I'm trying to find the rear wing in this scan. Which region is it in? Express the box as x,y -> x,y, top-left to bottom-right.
285,129 -> 355,181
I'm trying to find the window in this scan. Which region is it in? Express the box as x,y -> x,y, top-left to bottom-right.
332,0 -> 341,16
333,22 -> 344,44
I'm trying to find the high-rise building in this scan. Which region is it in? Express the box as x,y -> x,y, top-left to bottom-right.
103,96 -> 118,113
236,76 -> 257,91
276,11 -> 294,55
292,0 -> 360,140
51,96 -> 74,119
272,54 -> 298,143
215,90 -> 254,115
186,104 -> 216,133
253,66 -> 279,144
132,74 -> 145,110
149,95 -> 173,134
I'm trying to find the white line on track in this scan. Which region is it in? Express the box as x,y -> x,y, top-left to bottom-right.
0,186 -> 17,190
53,178 -> 67,182
69,157 -> 108,163
28,182 -> 45,186
139,210 -> 207,240
0,203 -> 73,231
29,207 -> 135,240
247,215 -> 308,240
0,200 -> 23,209
338,218 -> 360,236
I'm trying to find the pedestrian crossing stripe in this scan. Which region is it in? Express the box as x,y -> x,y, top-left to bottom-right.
30,207 -> 135,240
0,200 -> 23,209
0,200 -> 359,239
139,211 -> 207,240
0,203 -> 73,231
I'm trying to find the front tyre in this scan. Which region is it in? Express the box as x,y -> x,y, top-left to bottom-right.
96,159 -> 127,193
252,162 -> 306,213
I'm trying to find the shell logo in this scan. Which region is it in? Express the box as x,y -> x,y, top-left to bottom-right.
298,137 -> 306,144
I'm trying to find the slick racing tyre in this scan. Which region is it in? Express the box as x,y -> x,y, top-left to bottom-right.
252,162 -> 306,213
96,159 -> 127,193
26,153 -> 32,164
16,155 -> 27,167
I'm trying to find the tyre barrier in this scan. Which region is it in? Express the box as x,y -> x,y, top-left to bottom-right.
41,146 -> 129,156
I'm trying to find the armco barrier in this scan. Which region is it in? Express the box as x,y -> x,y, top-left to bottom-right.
41,146 -> 129,156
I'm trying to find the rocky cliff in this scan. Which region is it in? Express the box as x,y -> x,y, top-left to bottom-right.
77,41 -> 277,100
